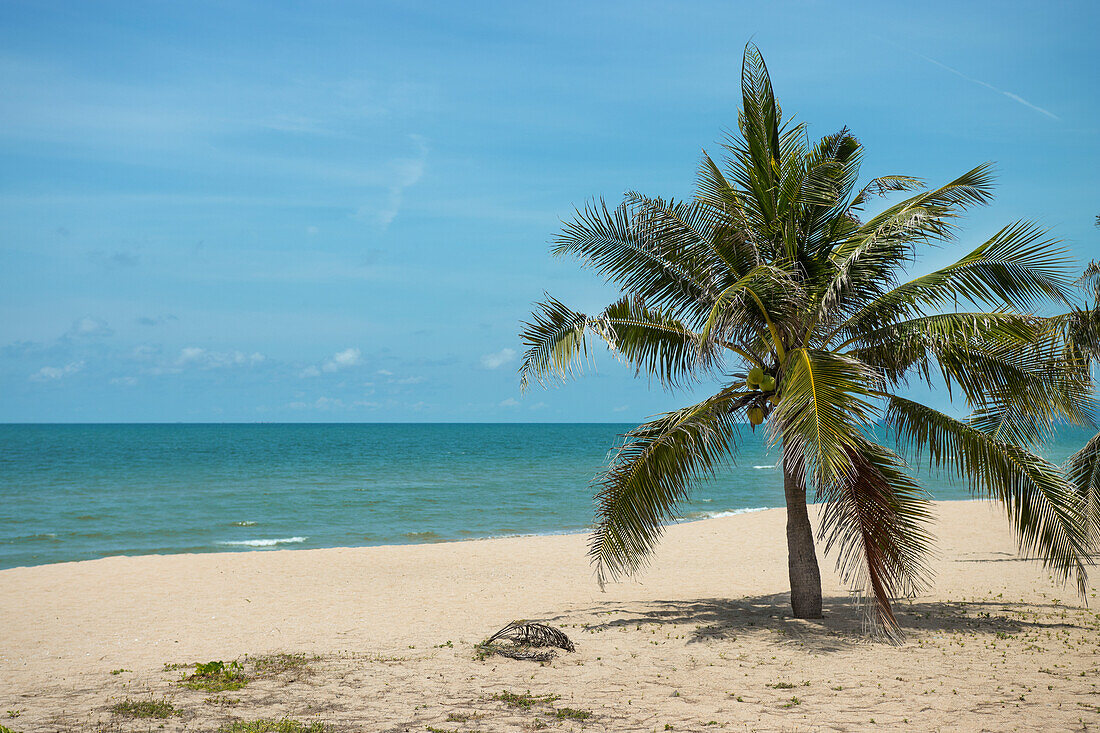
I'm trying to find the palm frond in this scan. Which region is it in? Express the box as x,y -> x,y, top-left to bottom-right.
1065,430 -> 1100,548
625,191 -> 754,287
847,175 -> 925,216
808,166 -> 1000,336
589,387 -> 752,585
518,295 -> 715,391
885,396 -> 1089,592
772,349 -> 881,492
599,296 -> 717,388
700,264 -> 803,352
847,311 -> 1094,444
518,296 -> 592,391
838,220 -> 1074,335
1077,260 -> 1100,303
845,311 -> 1037,379
817,436 -> 934,638
552,199 -> 718,321
484,621 -> 576,653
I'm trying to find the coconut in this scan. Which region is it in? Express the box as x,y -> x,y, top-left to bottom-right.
747,406 -> 764,425
759,374 -> 776,392
747,366 -> 765,385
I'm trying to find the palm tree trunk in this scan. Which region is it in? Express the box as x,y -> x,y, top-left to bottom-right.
783,453 -> 822,618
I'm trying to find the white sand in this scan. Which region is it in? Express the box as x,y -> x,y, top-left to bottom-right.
2,500 -> 1098,732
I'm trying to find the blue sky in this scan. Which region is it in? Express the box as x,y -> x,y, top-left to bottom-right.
1,0 -> 1097,422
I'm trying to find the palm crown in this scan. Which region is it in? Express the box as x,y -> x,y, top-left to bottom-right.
519,45 -> 1095,635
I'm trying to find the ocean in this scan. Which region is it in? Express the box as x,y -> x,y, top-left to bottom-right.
0,423 -> 1092,570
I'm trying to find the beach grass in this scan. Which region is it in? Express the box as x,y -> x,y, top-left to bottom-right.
217,719 -> 330,733
248,652 -> 316,676
552,706 -> 593,720
489,690 -> 560,709
108,697 -> 178,718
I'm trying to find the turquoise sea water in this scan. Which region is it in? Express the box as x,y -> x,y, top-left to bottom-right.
0,423 -> 1093,570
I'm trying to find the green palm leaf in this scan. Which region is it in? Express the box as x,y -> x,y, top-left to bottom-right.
772,349 -> 880,491
518,296 -> 591,391
1065,430 -> 1100,547
839,220 -> 1073,335
589,387 -> 752,585
553,199 -> 718,322
886,396 -> 1089,592
518,295 -> 714,392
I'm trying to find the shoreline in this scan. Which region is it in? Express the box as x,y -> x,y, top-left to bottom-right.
4,498 -> 1097,731
0,504 -> 777,573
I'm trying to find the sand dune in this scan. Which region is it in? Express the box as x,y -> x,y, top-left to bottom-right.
2,500 -> 1098,732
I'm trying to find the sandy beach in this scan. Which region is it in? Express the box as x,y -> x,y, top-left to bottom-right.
2,499 -> 1098,732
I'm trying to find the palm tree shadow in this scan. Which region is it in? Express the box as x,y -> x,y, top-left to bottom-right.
548,592 -> 1089,652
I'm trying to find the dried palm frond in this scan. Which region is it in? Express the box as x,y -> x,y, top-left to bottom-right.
475,621 -> 576,662
485,621 -> 575,652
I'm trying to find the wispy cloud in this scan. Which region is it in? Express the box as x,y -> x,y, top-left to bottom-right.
499,397 -> 520,408
175,347 -> 265,370
480,347 -> 516,370
911,50 -> 1059,120
30,360 -> 85,381
287,396 -> 346,410
361,135 -> 429,228
65,317 -> 113,340
136,314 -> 178,327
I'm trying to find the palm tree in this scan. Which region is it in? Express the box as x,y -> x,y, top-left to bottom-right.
518,45 -> 1094,636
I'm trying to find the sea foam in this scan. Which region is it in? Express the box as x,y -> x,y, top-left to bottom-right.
218,536 -> 307,547
686,506 -> 769,520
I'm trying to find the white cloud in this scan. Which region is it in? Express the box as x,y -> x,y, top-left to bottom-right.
393,375 -> 425,385
529,401 -> 548,410
480,347 -> 516,370
613,405 -> 629,412
288,396 -> 346,410
499,397 -> 520,408
322,347 -> 361,372
178,347 -> 206,363
298,348 -> 362,377
110,376 -> 138,386
31,361 -> 85,381
132,345 -> 160,359
175,347 -> 265,370
65,317 -> 112,339
377,369 -> 393,376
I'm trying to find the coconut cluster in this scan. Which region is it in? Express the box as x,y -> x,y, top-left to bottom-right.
744,366 -> 780,427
